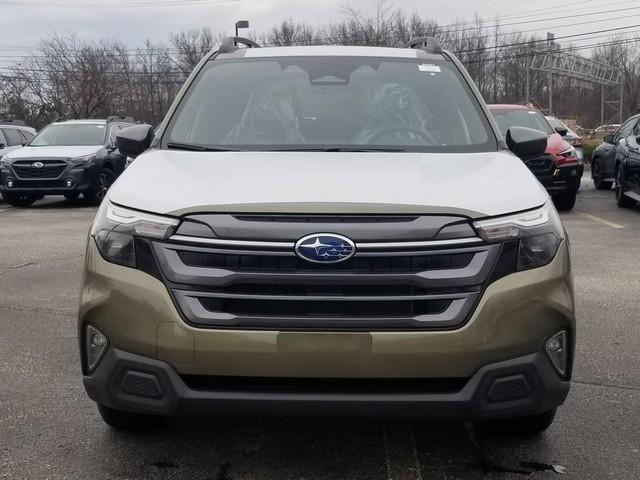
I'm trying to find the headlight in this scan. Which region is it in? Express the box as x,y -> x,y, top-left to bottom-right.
0,156 -> 10,166
473,202 -> 564,271
556,147 -> 578,166
69,153 -> 97,165
91,202 -> 179,267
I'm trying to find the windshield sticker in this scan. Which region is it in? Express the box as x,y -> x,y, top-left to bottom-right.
418,64 -> 441,73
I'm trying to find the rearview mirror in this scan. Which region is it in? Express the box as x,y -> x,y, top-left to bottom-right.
116,124 -> 154,158
555,126 -> 568,137
505,126 -> 548,161
604,134 -> 615,144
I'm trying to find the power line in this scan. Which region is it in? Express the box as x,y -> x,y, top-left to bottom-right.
454,23 -> 640,54
0,0 -> 239,7
0,3 -> 637,57
0,23 -> 622,60
464,36 -> 640,65
424,5 -> 640,36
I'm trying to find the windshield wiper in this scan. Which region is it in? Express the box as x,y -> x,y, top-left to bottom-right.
266,146 -> 406,152
166,142 -> 239,152
324,147 -> 406,152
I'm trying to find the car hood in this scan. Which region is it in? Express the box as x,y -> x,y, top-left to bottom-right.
5,145 -> 102,160
546,133 -> 572,155
108,150 -> 548,219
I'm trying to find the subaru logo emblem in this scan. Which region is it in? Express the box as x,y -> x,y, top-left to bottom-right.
295,233 -> 356,264
32,161 -> 44,169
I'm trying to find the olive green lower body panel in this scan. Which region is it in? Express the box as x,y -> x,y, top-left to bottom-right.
79,240 -> 574,379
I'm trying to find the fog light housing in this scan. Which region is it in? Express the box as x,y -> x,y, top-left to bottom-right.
545,330 -> 568,377
86,325 -> 109,372
6,179 -> 13,188
65,178 -> 74,188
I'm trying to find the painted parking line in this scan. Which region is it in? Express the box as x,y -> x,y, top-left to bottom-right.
0,208 -> 9,213
576,211 -> 625,229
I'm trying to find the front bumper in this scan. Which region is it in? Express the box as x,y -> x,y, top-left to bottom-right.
84,347 -> 569,419
79,238 -> 575,417
0,162 -> 97,195
536,163 -> 584,195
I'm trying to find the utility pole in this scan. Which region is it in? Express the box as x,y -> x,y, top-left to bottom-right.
548,71 -> 553,114
547,32 -> 554,115
525,44 -> 530,104
620,78 -> 624,123
601,85 -> 605,126
493,24 -> 499,103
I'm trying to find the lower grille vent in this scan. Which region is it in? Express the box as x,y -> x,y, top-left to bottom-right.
199,297 -> 452,318
181,375 -> 469,394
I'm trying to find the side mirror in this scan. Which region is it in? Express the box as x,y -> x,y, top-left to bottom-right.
505,126 -> 548,161
116,124 -> 154,158
604,134 -> 615,144
0,143 -> 5,149
555,126 -> 568,137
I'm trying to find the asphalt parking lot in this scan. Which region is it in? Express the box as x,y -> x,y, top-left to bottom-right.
1,177 -> 639,480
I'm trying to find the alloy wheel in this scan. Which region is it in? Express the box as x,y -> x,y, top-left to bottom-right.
97,171 -> 115,201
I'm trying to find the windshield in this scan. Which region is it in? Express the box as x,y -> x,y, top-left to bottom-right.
546,116 -> 564,130
490,108 -> 553,136
165,56 -> 496,152
546,116 -> 575,135
30,123 -> 106,146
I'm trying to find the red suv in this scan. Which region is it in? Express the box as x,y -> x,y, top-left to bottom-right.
488,104 -> 583,211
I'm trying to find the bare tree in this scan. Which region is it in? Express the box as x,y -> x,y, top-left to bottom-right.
170,27 -> 219,74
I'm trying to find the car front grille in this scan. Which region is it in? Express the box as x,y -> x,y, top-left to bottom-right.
149,215 -> 500,331
12,160 -> 67,179
177,249 -> 476,273
525,155 -> 555,175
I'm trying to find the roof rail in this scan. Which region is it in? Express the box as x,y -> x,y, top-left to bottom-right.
107,115 -> 135,123
0,119 -> 26,126
218,36 -> 261,54
403,37 -> 443,54
52,116 -> 70,123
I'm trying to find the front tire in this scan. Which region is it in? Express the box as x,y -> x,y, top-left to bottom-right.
478,409 -> 556,437
616,167 -> 636,208
84,168 -> 116,205
592,159 -> 612,190
97,404 -> 163,430
3,192 -> 36,208
553,190 -> 577,211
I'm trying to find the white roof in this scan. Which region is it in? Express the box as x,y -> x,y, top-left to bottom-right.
52,119 -> 106,125
244,45 -> 421,59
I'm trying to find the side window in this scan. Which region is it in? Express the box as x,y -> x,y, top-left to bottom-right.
108,124 -> 123,146
1,128 -> 24,146
616,118 -> 638,141
0,130 -> 6,147
18,130 -> 34,143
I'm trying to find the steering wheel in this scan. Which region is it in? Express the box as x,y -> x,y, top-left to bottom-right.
367,127 -> 435,145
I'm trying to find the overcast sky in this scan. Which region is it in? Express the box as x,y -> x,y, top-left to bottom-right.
0,0 -> 627,52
